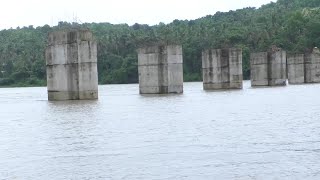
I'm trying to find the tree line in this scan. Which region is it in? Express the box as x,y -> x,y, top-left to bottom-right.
0,0 -> 319,86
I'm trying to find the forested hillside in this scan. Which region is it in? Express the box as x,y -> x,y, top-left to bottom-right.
0,0 -> 319,86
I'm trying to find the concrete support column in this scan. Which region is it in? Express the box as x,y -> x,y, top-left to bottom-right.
250,48 -> 287,87
250,52 -> 268,86
287,47 -> 320,84
268,50 -> 287,86
202,48 -> 242,90
305,48 -> 320,83
229,48 -> 243,89
46,30 -> 98,100
137,45 -> 183,94
287,54 -> 305,84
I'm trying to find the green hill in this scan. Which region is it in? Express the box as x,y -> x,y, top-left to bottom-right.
0,0 -> 319,86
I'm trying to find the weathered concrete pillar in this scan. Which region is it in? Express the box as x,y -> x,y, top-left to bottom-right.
305,47 -> 320,83
287,54 -> 305,84
268,49 -> 287,86
250,48 -> 287,87
46,30 -> 98,100
250,52 -> 269,86
287,47 -> 320,84
229,48 -> 243,89
137,45 -> 183,94
202,48 -> 242,90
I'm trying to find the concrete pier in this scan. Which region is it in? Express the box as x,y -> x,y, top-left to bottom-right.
287,48 -> 320,84
202,48 -> 243,90
250,48 -> 287,87
287,54 -> 305,84
268,49 -> 287,86
137,45 -> 183,94
46,30 -> 98,100
250,52 -> 269,86
305,48 -> 320,83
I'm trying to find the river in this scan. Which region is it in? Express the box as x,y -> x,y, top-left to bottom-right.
1,81 -> 320,179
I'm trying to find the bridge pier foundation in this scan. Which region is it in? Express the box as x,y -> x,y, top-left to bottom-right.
137,45 -> 183,94
250,48 -> 287,87
202,48 -> 243,90
46,30 -> 98,100
287,47 -> 320,84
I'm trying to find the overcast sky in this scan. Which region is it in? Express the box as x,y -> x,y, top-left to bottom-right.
0,0 -> 275,30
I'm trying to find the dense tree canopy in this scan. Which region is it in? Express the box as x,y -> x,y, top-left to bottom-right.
0,0 -> 319,86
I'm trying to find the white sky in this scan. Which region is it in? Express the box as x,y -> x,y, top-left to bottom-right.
0,0 -> 275,30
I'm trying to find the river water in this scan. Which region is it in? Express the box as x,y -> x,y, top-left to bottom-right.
0,81 -> 320,180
